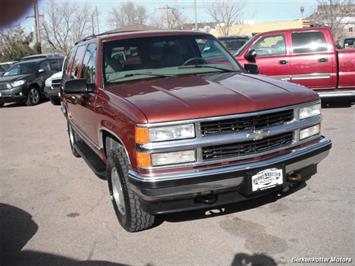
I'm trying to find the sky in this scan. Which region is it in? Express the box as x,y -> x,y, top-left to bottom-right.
10,0 -> 320,33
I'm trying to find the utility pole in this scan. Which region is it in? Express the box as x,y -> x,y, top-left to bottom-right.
194,0 -> 198,30
158,5 -> 175,29
26,0 -> 42,52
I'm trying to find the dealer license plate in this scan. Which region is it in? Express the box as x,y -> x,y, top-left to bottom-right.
251,168 -> 283,192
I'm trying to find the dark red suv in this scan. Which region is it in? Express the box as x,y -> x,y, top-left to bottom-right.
60,30 -> 331,232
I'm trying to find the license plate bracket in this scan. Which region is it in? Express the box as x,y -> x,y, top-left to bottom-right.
241,165 -> 285,195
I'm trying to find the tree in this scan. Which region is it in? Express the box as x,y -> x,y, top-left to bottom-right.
41,1 -> 96,54
311,0 -> 355,39
108,1 -> 147,29
0,26 -> 36,61
208,0 -> 246,36
150,6 -> 186,30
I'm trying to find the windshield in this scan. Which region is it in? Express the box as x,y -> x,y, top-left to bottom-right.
103,35 -> 242,84
4,62 -> 37,76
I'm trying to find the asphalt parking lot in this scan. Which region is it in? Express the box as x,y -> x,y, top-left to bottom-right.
0,102 -> 354,266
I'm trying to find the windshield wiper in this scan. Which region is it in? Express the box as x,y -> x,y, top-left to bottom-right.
178,64 -> 238,72
111,72 -> 176,81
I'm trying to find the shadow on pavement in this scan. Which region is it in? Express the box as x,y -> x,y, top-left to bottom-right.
0,203 -> 130,266
231,252 -> 277,266
1,99 -> 49,108
162,182 -> 306,223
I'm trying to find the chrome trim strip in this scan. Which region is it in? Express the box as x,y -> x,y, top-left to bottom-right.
137,115 -> 321,153
317,90 -> 355,98
128,137 -> 331,182
291,73 -> 331,81
136,133 -> 321,171
137,100 -> 320,127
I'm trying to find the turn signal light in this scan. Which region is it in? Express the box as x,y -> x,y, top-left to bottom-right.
135,127 -> 149,144
136,151 -> 151,168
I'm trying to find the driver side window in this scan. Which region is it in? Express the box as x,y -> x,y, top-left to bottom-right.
250,34 -> 286,57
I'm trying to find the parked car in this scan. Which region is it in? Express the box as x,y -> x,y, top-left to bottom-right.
21,53 -> 64,73
0,58 -> 58,106
336,37 -> 355,49
0,61 -> 16,76
218,36 -> 250,54
45,56 -> 66,105
60,30 -> 331,232
235,27 -> 355,103
44,71 -> 62,105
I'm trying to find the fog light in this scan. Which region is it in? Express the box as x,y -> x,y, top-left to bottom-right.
151,150 -> 196,166
300,124 -> 320,140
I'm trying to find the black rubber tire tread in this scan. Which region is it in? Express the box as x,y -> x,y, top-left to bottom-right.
25,86 -> 41,106
106,137 -> 155,232
67,122 -> 81,158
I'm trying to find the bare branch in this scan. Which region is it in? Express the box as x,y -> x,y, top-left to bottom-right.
208,0 -> 246,36
108,1 -> 147,28
311,0 -> 355,39
41,0 -> 95,54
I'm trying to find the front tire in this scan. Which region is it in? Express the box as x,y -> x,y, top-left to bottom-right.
26,86 -> 41,106
106,138 -> 155,232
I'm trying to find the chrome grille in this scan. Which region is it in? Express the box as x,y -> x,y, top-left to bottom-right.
200,109 -> 294,136
0,83 -> 8,90
202,132 -> 294,160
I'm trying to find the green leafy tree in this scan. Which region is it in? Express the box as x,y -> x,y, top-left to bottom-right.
0,26 -> 36,62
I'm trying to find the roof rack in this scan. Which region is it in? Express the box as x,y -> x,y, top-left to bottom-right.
74,29 -> 142,45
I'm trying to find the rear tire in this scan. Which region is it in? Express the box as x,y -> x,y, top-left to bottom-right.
106,138 -> 155,232
67,122 -> 81,158
26,86 -> 41,106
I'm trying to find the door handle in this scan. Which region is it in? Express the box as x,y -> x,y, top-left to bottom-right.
279,60 -> 288,65
318,58 -> 328,63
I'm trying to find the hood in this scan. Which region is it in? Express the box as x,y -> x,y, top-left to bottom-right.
106,73 -> 319,123
0,73 -> 33,83
49,71 -> 63,80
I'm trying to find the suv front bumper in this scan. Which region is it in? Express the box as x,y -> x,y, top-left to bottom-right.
0,86 -> 26,103
128,137 -> 331,214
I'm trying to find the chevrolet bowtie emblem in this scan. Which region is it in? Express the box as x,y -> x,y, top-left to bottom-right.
247,129 -> 269,141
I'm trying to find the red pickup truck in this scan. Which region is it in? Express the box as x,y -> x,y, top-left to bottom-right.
236,27 -> 355,102
60,30 -> 331,232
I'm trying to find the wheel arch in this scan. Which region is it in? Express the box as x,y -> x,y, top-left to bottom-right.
99,128 -> 132,165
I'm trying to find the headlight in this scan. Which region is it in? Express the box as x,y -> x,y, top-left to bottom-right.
299,103 -> 321,119
299,124 -> 320,140
151,150 -> 196,166
11,80 -> 26,87
136,124 -> 195,143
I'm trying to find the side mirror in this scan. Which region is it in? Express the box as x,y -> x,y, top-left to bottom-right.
244,49 -> 257,61
64,79 -> 95,94
244,63 -> 259,75
38,68 -> 45,73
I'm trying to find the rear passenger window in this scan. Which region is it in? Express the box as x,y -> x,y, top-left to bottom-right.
71,45 -> 86,79
49,59 -> 62,72
82,43 -> 97,83
250,34 -> 286,57
39,61 -> 51,72
292,31 -> 327,54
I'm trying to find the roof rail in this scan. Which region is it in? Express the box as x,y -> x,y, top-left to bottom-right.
74,29 -> 145,45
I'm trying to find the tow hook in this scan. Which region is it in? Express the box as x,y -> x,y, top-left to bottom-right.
195,193 -> 217,204
287,173 -> 302,182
